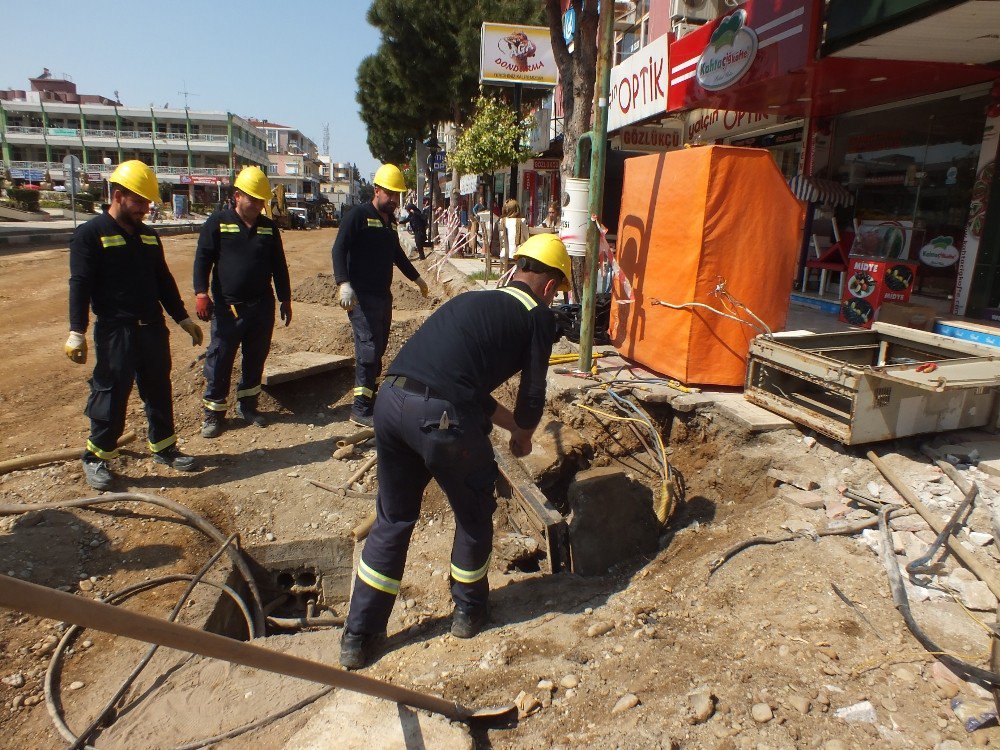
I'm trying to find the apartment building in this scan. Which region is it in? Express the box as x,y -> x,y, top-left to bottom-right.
0,70 -> 268,195
249,119 -> 321,205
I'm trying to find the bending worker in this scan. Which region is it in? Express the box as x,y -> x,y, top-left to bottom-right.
66,160 -> 203,490
194,166 -> 292,438
332,163 -> 428,428
340,234 -> 571,669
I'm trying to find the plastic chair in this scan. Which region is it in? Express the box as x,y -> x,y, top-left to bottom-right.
802,234 -> 851,298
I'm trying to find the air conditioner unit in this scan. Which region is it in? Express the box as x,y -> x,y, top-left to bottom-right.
672,21 -> 705,39
670,0 -> 715,24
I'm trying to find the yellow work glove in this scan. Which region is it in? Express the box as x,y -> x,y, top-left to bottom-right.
65,331 -> 87,364
417,277 -> 429,298
179,318 -> 204,346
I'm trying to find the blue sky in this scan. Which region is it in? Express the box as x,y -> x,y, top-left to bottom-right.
3,1 -> 382,177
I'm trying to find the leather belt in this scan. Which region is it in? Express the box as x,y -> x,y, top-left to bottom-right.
384,375 -> 447,401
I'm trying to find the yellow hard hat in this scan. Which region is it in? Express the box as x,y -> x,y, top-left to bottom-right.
233,166 -> 271,201
373,163 -> 406,194
108,160 -> 159,203
514,233 -> 571,292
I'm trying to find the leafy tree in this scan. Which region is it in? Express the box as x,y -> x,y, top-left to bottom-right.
543,0 -> 599,178
449,95 -> 534,177
358,0 -> 545,195
358,178 -> 374,204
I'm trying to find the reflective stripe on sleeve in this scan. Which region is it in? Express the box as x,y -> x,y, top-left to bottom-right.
357,559 -> 400,596
148,434 -> 178,453
451,556 -> 491,584
236,385 -> 262,399
86,440 -> 119,460
100,235 -> 126,248
499,286 -> 537,311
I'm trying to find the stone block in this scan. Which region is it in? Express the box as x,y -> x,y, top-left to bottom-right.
567,467 -> 658,576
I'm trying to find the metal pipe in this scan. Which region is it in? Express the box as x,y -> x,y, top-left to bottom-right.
0,574 -> 476,720
578,0 -> 615,373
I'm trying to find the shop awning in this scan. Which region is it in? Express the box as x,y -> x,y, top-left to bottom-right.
788,175 -> 855,206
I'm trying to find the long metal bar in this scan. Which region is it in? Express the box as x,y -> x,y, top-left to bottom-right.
577,0 -> 615,373
0,574 -> 475,720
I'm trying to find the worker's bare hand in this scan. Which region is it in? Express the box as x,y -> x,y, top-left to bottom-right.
280,300 -> 292,327
195,294 -> 213,322
509,430 -> 532,458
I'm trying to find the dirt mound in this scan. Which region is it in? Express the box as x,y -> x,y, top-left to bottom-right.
292,271 -> 434,313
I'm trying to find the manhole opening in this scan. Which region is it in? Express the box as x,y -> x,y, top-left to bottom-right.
204,537 -> 354,639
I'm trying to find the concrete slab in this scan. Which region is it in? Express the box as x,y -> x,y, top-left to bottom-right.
713,393 -> 796,433
263,352 -> 353,386
282,691 -> 472,750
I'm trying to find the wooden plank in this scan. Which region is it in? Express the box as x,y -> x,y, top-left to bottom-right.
491,437 -> 570,574
714,392 -> 796,433
263,352 -> 353,386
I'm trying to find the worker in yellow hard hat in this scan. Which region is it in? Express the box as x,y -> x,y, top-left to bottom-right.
339,233 -> 570,670
66,160 -> 203,490
331,163 -> 429,427
193,165 -> 292,437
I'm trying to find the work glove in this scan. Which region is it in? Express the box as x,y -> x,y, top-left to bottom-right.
65,331 -> 87,365
179,318 -> 204,346
280,300 -> 292,327
416,277 -> 429,298
195,293 -> 213,322
338,282 -> 357,312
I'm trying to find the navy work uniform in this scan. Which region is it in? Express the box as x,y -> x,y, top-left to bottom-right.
345,280 -> 556,637
332,202 -> 420,418
194,208 -> 291,416
69,212 -> 190,459
400,204 -> 427,260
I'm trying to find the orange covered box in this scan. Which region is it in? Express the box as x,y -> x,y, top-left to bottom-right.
609,146 -> 804,387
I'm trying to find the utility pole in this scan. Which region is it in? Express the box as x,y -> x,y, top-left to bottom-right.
577,0 -> 615,373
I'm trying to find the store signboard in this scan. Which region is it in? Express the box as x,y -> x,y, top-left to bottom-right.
49,128 -> 79,137
179,175 -> 228,185
480,24 -> 557,87
615,125 -> 684,152
9,169 -> 45,181
530,158 -> 560,171
685,109 -> 775,143
608,35 -> 669,132
668,0 -> 813,111
459,174 -> 478,195
730,126 -> 803,148
919,236 -> 960,268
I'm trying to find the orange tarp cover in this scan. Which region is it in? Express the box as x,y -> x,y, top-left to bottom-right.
610,146 -> 804,387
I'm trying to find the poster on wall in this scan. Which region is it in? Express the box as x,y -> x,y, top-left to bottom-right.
850,220 -> 914,260
480,24 -> 557,87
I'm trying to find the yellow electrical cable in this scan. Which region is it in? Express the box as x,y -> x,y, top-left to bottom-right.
577,403 -> 674,522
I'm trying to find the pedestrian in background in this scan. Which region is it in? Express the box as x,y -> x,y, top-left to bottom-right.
332,163 -> 429,428
400,202 -> 428,260
193,166 -> 292,438
66,160 -> 203,490
500,198 -> 529,269
339,234 -> 572,670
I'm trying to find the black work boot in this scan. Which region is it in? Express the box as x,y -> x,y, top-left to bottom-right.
201,410 -> 224,438
349,396 -> 374,429
451,606 -> 489,639
339,629 -> 382,670
81,452 -> 113,491
152,445 -> 198,472
236,399 -> 267,428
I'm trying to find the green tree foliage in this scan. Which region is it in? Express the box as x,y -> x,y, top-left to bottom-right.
357,0 -> 545,164
449,95 -> 534,176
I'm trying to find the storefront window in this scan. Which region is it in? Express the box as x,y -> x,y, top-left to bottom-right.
828,92 -> 988,299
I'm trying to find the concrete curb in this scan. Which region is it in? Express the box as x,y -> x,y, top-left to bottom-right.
0,222 -> 203,247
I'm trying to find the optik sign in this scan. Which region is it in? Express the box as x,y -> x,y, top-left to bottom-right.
608,35 -> 669,132
696,10 -> 758,91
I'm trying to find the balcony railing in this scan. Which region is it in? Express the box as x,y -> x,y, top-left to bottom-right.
5,126 -> 45,135
4,160 -> 230,178
83,129 -> 118,138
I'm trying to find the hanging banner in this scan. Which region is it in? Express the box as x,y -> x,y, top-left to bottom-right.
953,110 -> 999,316
608,35 -> 670,132
480,23 -> 557,87
459,174 -> 478,195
